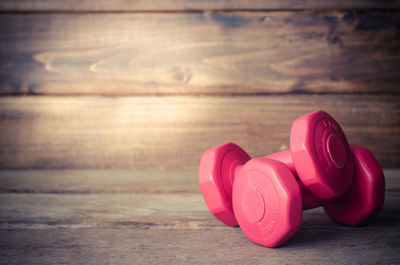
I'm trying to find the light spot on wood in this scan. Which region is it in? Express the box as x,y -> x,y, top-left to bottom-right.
33,53 -> 55,73
263,16 -> 272,22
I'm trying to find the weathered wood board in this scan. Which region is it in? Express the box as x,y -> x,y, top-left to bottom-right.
0,12 -> 399,95
1,95 -> 399,169
0,0 -> 399,11
0,169 -> 399,264
0,169 -> 399,193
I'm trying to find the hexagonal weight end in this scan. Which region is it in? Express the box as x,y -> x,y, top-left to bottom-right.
290,110 -> 354,200
323,145 -> 385,226
233,158 -> 302,247
198,142 -> 250,226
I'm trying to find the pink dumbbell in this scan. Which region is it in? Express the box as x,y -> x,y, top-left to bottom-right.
199,110 -> 385,247
199,110 -> 354,226
232,144 -> 384,247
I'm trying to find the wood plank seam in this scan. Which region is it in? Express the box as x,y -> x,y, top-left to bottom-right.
1,0 -> 400,12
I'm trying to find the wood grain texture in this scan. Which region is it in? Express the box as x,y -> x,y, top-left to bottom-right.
0,169 -> 400,195
0,170 -> 399,264
0,192 -> 398,230
0,169 -> 399,194
0,169 -> 199,194
0,12 -> 399,95
0,0 -> 399,12
0,95 -> 399,169
1,227 -> 399,264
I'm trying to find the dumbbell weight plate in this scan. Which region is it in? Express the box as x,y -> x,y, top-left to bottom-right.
323,145 -> 385,226
199,142 -> 250,226
290,110 -> 354,200
233,158 -> 302,247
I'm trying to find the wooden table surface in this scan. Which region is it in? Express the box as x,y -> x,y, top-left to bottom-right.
0,169 -> 399,264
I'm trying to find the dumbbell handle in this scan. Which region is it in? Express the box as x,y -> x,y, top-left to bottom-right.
234,149 -> 325,210
267,150 -> 296,174
268,150 -> 326,209
269,150 -> 327,209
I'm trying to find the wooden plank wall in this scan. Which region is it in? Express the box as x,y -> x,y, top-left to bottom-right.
0,1 -> 399,169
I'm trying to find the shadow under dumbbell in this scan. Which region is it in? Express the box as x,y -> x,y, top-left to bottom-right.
283,193 -> 400,248
284,208 -> 347,247
366,193 -> 400,227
